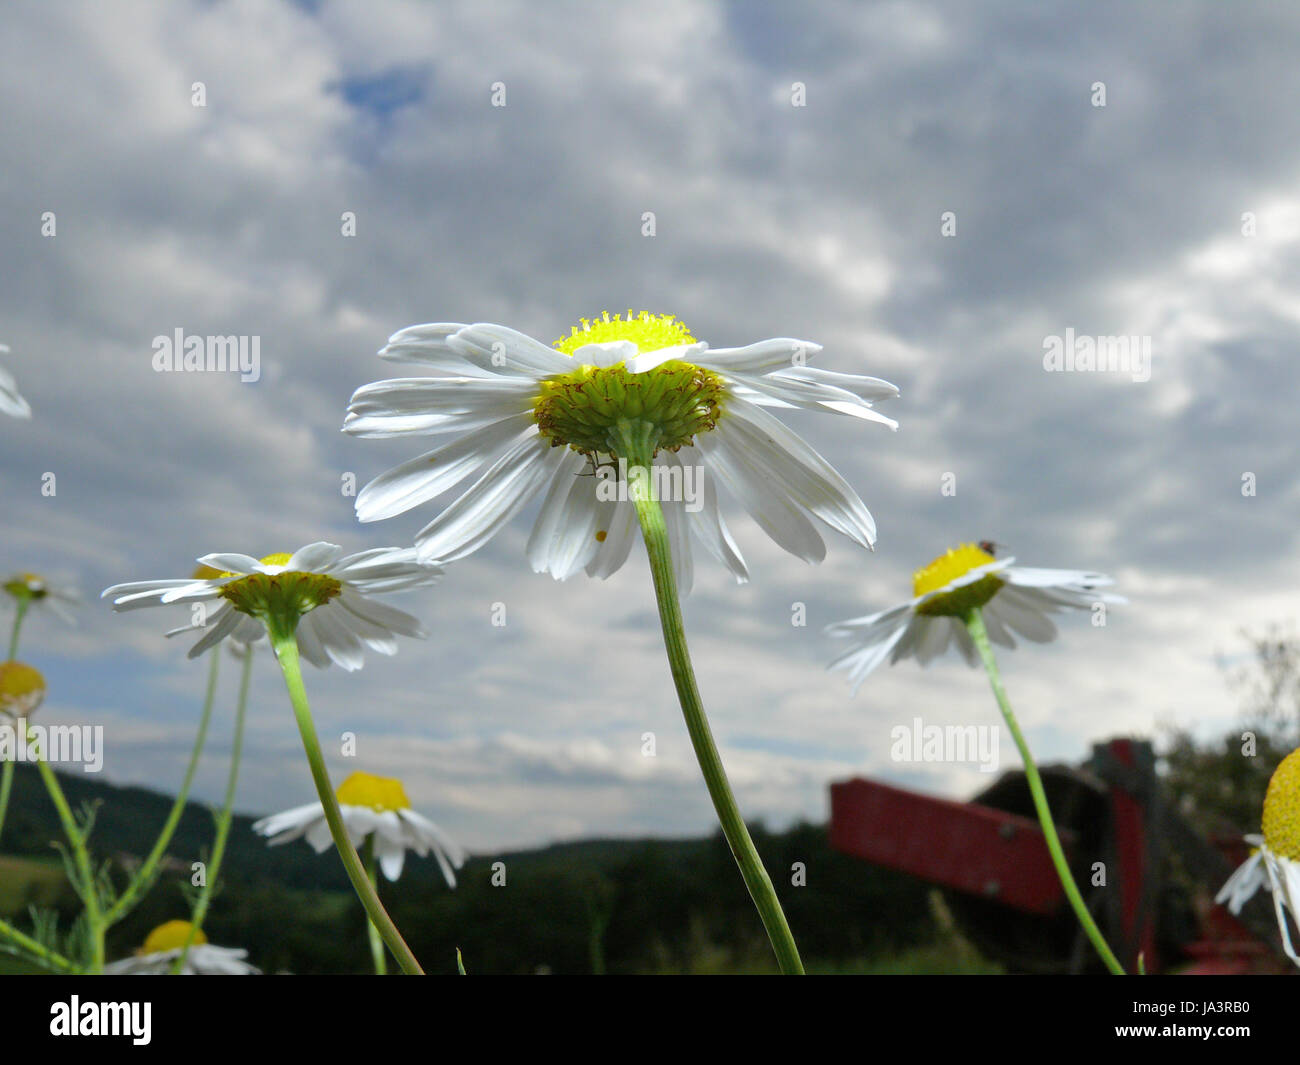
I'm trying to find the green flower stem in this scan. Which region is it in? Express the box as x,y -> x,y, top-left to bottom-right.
267,625 -> 424,975
172,645 -> 253,974
0,600 -> 29,844
103,651 -> 220,926
616,419 -> 805,975
27,725 -> 105,972
7,597 -> 29,659
0,760 -> 13,849
0,914 -> 78,973
964,607 -> 1125,975
362,834 -> 388,975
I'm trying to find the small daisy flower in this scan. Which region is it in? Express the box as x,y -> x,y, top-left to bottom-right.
1217,747 -> 1300,966
4,572 -> 81,626
345,312 -> 898,592
253,771 -> 466,885
101,543 -> 441,671
0,345 -> 30,419
103,920 -> 259,976
827,542 -> 1125,692
0,661 -> 45,718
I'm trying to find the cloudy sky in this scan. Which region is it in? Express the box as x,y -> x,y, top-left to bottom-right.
2,0 -> 1297,853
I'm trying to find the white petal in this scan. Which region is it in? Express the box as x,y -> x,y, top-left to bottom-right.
694,338 -> 819,374
585,497 -> 638,579
526,452 -> 604,580
286,543 -> 344,572
719,398 -> 877,549
355,414 -> 533,522
414,432 -> 566,563
679,447 -> 748,583
696,427 -> 826,563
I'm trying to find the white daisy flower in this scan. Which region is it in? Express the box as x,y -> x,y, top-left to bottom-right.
101,543 -> 441,671
4,572 -> 81,626
827,542 -> 1125,692
103,920 -> 259,975
1217,748 -> 1300,967
345,311 -> 898,592
0,344 -> 30,419
253,771 -> 466,886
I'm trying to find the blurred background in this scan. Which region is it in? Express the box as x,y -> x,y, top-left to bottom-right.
2,0 -> 1298,972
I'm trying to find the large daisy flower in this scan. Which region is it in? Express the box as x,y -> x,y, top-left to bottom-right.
0,344 -> 30,419
827,542 -> 1125,692
104,920 -> 260,975
4,572 -> 81,626
1217,747 -> 1300,966
101,543 -> 441,671
345,312 -> 898,592
252,771 -> 466,885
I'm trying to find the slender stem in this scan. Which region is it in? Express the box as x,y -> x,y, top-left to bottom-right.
0,760 -> 13,848
268,627 -> 424,975
615,418 -> 804,975
8,597 -> 29,659
103,651 -> 220,925
0,914 -> 78,973
964,607 -> 1125,975
173,645 -> 252,974
27,724 -> 104,972
362,834 -> 388,975
0,601 -> 28,845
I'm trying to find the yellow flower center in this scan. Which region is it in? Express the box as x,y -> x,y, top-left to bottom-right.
912,543 -> 1005,617
0,660 -> 46,716
553,310 -> 696,356
537,312 -> 723,457
142,920 -> 207,954
4,573 -> 47,600
336,771 -> 411,812
217,552 -> 341,624
1262,748 -> 1300,862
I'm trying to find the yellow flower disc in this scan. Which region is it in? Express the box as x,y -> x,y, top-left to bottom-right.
1262,748 -> 1300,862
143,920 -> 207,954
336,771 -> 412,812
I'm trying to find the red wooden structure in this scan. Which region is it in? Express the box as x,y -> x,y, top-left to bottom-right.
829,737 -> 1288,974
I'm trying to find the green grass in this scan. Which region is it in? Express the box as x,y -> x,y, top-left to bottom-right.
0,853 -> 71,916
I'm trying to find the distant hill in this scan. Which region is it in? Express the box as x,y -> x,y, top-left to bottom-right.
0,765 -> 941,974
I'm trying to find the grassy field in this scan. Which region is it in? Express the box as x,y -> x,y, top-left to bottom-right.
0,854 -> 70,917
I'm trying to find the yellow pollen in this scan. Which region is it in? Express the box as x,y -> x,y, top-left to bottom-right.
336,771 -> 411,812
258,553 -> 293,567
553,310 -> 696,357
913,543 -> 998,598
595,530 -> 608,543
1262,748 -> 1300,862
0,660 -> 46,716
142,920 -> 206,954
192,564 -> 225,581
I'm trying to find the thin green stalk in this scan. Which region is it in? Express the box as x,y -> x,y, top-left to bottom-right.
27,725 -> 105,972
268,626 -> 424,975
0,760 -> 13,849
8,597 -> 29,659
0,914 -> 78,973
172,645 -> 253,973
615,418 -> 804,975
362,834 -> 388,975
103,651 -> 220,926
964,606 -> 1125,975
0,600 -> 29,845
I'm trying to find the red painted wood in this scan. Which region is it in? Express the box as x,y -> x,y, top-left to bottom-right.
829,777 -> 1076,915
